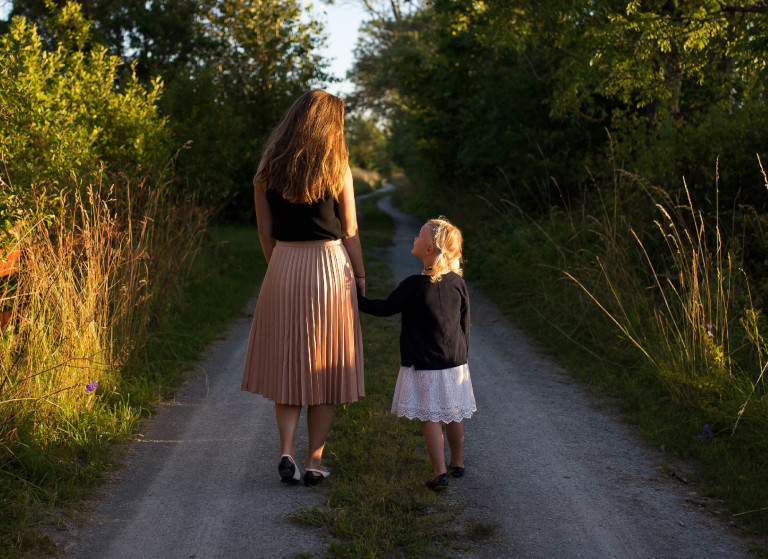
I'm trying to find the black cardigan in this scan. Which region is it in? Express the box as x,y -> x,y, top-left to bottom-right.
357,272 -> 470,370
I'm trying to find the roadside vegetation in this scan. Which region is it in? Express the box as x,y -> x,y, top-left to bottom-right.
350,0 -> 768,539
0,212 -> 266,559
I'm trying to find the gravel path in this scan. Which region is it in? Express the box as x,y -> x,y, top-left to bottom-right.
376,194 -> 756,559
62,310 -> 328,558
59,191 -> 758,558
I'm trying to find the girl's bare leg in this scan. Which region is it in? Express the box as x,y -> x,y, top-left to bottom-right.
423,421 -> 447,476
275,403 -> 301,457
446,421 -> 465,468
306,403 -> 335,470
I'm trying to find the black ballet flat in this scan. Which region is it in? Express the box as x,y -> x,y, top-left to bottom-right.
303,468 -> 330,486
425,473 -> 448,491
278,455 -> 300,484
449,464 -> 465,478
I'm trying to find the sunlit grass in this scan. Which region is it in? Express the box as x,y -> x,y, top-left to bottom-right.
0,176 -> 265,557
555,172 -> 768,531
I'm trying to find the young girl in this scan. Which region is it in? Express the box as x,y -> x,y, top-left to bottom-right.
357,216 -> 476,490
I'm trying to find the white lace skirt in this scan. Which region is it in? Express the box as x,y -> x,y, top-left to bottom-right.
391,364 -> 476,423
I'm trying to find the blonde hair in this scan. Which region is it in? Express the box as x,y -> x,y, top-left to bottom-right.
254,90 -> 348,204
426,216 -> 463,283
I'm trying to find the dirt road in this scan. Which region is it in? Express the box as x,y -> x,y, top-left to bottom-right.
376,195 -> 755,559
63,192 -> 756,558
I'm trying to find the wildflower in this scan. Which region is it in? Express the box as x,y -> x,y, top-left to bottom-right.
85,381 -> 99,393
706,323 -> 714,338
697,424 -> 714,439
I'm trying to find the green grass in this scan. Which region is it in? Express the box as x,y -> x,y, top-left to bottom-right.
121,226 -> 267,402
479,216 -> 768,536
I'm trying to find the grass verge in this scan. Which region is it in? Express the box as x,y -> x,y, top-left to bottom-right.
121,226 -> 267,401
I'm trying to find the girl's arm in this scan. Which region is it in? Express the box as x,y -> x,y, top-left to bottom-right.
254,179 -> 275,262
357,277 -> 415,317
338,166 -> 366,295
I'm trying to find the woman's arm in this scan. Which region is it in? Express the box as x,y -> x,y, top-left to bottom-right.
254,179 -> 276,262
338,166 -> 366,295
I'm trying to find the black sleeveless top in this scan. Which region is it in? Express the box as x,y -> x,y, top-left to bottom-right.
266,189 -> 344,241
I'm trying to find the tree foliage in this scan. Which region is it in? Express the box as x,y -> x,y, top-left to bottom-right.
346,113 -> 392,174
0,2 -> 169,235
5,0 -> 333,218
351,0 -> 768,211
156,0 -> 331,217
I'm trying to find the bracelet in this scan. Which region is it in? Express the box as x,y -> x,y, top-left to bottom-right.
354,274 -> 366,279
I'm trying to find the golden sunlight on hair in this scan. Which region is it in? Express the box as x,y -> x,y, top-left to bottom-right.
426,216 -> 463,283
254,90 -> 348,204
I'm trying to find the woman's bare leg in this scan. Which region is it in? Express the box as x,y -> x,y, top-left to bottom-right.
306,403 -> 335,470
275,403 -> 301,457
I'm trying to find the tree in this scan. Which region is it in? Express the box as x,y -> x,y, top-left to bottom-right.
0,2 -> 169,236
5,0 -> 334,217
346,113 -> 391,174
158,0 -> 332,216
349,0 -> 602,210
350,0 -> 768,212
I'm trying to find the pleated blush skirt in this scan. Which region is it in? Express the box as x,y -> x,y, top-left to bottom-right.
241,239 -> 364,405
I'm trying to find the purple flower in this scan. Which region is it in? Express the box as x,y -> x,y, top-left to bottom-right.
707,331 -> 714,338
85,381 -> 99,393
706,323 -> 713,330
698,424 -> 713,439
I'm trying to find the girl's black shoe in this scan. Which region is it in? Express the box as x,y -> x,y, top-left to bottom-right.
449,464 -> 465,478
425,473 -> 448,491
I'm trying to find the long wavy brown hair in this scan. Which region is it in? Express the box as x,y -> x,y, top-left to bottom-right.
254,90 -> 348,204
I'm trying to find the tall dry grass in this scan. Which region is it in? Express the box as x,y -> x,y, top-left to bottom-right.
0,174 -> 209,454
463,156 -> 768,529
561,162 -> 768,432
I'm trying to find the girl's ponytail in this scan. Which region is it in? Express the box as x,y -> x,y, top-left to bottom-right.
426,216 -> 463,283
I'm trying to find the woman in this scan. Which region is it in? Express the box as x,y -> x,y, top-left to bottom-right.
241,90 -> 365,486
